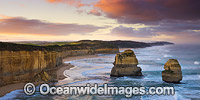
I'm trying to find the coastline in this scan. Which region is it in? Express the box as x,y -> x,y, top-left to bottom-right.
0,54 -> 98,97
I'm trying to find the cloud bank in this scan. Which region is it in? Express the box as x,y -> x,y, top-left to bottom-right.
94,0 -> 200,24
47,0 -> 85,7
111,25 -> 157,37
0,17 -> 105,35
93,0 -> 200,38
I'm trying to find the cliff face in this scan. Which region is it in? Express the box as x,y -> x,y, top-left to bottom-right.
0,48 -> 119,86
114,50 -> 138,65
0,51 -> 61,86
95,48 -> 119,54
110,50 -> 142,77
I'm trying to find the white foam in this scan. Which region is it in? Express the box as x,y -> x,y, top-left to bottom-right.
164,54 -> 172,58
157,58 -> 161,60
194,61 -> 199,65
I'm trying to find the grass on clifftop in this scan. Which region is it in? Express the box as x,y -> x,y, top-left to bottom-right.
0,40 -> 173,51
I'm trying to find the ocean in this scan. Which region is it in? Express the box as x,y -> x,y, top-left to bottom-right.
1,44 -> 200,100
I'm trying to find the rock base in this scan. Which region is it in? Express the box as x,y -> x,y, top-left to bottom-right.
111,65 -> 142,77
162,70 -> 182,83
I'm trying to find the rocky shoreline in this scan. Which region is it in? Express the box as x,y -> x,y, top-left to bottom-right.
0,49 -> 118,87
0,50 -> 182,97
0,55 -> 97,97
0,40 -> 174,97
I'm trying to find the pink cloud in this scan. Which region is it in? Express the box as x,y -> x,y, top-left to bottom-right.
47,0 -> 86,7
0,17 -> 107,35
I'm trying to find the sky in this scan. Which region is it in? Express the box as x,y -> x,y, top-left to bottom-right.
0,0 -> 200,44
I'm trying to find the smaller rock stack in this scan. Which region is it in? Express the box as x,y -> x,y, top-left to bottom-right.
110,50 -> 142,77
162,59 -> 182,83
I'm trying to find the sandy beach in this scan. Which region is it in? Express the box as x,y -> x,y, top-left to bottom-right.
0,54 -> 98,97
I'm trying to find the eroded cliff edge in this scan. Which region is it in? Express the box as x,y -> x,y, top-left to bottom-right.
0,42 -> 119,86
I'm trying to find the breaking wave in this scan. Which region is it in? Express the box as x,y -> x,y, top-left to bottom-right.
194,61 -> 199,65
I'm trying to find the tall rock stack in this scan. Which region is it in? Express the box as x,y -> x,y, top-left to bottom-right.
162,59 -> 182,83
110,50 -> 142,77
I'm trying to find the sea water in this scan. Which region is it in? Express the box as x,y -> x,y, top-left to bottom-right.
1,44 -> 200,100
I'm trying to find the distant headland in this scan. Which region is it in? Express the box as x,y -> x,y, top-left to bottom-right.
0,40 -> 174,51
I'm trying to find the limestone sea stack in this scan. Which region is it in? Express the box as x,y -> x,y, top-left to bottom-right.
162,59 -> 182,83
110,50 -> 142,77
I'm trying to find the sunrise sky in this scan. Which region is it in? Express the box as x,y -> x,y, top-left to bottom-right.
0,0 -> 200,44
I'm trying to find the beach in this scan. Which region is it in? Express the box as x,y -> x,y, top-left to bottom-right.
0,54 -> 98,97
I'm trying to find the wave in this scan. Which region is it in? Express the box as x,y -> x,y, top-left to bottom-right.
163,54 -> 173,58
194,61 -> 199,65
157,58 -> 161,60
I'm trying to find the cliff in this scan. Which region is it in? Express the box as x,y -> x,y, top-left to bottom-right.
14,40 -> 174,48
148,41 -> 174,46
0,51 -> 58,86
0,42 -> 119,86
110,50 -> 142,77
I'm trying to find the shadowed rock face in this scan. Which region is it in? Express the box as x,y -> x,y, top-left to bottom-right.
162,59 -> 182,83
110,50 -> 142,77
33,71 -> 50,82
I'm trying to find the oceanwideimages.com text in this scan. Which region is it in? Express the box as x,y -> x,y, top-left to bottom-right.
24,83 -> 175,97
